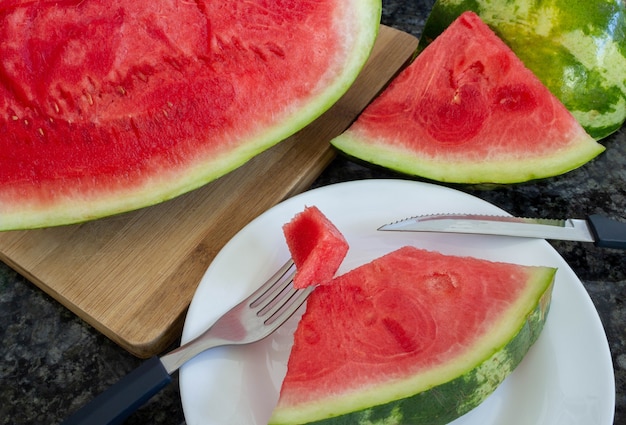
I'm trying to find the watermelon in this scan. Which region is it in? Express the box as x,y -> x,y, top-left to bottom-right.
0,0 -> 381,231
283,206 -> 349,289
330,11 -> 605,184
270,246 -> 556,425
419,0 -> 626,140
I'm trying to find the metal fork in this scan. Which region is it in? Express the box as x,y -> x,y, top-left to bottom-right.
62,259 -> 311,425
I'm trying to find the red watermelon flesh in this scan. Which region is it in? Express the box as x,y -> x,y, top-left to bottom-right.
330,11 -> 605,184
270,246 -> 555,424
0,0 -> 380,230
283,206 -> 349,289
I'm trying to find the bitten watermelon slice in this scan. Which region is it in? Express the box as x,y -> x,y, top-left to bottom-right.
283,206 -> 349,288
0,0 -> 381,230
331,11 -> 605,184
420,0 -> 626,140
270,246 -> 556,425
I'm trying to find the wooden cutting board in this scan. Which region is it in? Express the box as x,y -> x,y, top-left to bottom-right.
0,26 -> 418,358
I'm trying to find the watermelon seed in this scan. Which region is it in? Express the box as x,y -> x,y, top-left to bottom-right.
452,90 -> 461,105
163,102 -> 175,117
382,317 -> 419,353
250,45 -> 267,61
265,41 -> 285,59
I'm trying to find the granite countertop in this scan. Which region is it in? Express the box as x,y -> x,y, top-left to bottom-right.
1,1 -> 624,424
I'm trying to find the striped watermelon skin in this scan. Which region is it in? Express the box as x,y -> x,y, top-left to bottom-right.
284,295 -> 551,425
331,11 -> 604,184
270,247 -> 556,425
419,0 -> 626,140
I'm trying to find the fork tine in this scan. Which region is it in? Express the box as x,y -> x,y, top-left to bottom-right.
263,285 -> 314,326
249,259 -> 295,308
259,283 -> 298,319
255,269 -> 298,316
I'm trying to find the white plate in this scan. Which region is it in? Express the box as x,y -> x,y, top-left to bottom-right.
180,179 -> 615,425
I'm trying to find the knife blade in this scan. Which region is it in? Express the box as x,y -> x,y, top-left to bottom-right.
378,213 -> 626,249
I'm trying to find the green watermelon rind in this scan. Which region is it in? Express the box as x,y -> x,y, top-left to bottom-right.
331,130 -> 605,184
0,0 -> 382,231
330,9 -> 607,185
269,267 -> 555,425
418,0 -> 626,140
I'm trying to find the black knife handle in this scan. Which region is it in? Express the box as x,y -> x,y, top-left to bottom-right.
61,356 -> 172,425
587,214 -> 626,249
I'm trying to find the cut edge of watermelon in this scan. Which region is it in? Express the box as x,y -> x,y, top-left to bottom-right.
0,1 -> 382,231
269,265 -> 555,424
283,206 -> 350,289
419,0 -> 626,141
330,10 -> 608,185
332,129 -> 605,184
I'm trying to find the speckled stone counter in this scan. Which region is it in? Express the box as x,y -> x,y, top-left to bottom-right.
1,1 -> 623,424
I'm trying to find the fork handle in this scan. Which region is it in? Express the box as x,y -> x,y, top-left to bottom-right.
61,356 -> 172,425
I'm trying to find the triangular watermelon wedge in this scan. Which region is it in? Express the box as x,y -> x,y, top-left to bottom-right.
283,206 -> 349,289
331,11 -> 605,184
270,246 -> 556,424
419,0 -> 626,140
0,0 -> 381,230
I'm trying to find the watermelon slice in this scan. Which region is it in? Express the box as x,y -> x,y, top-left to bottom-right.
283,206 -> 349,289
419,0 -> 626,140
0,0 -> 381,230
270,246 -> 556,425
331,11 -> 605,184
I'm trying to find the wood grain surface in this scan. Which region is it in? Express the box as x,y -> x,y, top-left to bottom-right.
0,26 -> 418,358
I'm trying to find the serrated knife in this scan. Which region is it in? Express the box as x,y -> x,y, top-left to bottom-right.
378,213 -> 626,249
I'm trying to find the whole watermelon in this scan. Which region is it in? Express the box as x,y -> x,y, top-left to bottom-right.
419,0 -> 626,140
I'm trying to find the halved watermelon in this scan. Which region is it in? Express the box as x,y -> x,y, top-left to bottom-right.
270,246 -> 556,425
331,11 -> 605,184
0,0 -> 381,230
283,206 -> 349,288
419,0 -> 626,140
